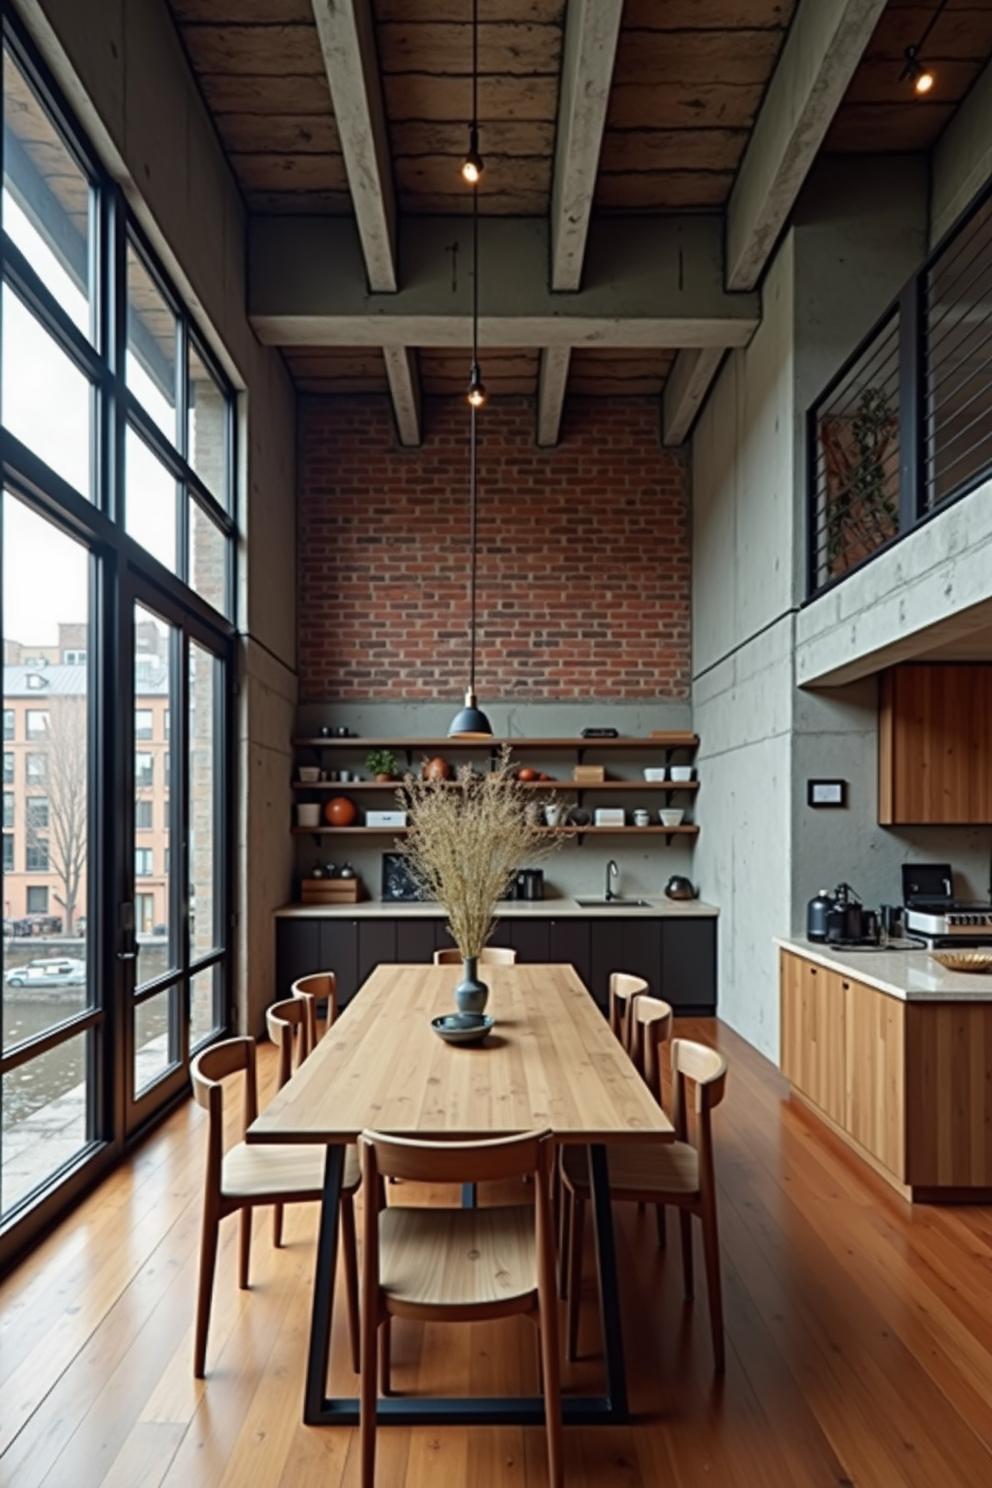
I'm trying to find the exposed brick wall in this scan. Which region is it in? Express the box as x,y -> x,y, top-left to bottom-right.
297,396 -> 691,701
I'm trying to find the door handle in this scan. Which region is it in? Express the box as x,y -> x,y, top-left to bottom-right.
117,950 -> 137,961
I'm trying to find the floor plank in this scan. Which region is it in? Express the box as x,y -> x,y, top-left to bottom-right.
2,1017 -> 992,1487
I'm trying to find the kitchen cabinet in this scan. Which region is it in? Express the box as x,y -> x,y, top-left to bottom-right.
275,913 -> 716,1017
780,952 -> 846,1126
780,947 -> 992,1201
879,663 -> 992,824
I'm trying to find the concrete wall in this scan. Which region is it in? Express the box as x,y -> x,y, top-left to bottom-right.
690,160 -> 937,1062
16,0 -> 298,1032
294,699 -> 697,901
931,59 -> 992,246
691,243 -> 796,1058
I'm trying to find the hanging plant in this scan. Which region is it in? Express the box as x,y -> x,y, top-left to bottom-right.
820,384 -> 899,572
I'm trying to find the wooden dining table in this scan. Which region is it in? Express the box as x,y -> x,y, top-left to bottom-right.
247,961 -> 674,1428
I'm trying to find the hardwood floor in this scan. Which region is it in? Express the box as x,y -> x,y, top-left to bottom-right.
3,1016 -> 992,1486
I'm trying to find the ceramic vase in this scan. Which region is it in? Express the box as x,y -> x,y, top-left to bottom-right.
454,957 -> 489,1014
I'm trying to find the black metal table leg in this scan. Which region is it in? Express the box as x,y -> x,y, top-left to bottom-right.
302,1142 -> 630,1427
588,1142 -> 629,1421
304,1144 -> 345,1423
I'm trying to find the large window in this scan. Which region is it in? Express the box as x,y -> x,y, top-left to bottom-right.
1,23 -> 235,1254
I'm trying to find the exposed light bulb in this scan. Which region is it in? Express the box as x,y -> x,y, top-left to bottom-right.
902,45 -> 935,97
467,364 -> 486,408
915,67 -> 935,94
462,124 -> 484,185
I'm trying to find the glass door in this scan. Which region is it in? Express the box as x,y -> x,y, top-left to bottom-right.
1,489 -> 103,1221
123,579 -> 228,1134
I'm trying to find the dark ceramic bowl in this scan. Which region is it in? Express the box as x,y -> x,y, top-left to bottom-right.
431,1012 -> 495,1046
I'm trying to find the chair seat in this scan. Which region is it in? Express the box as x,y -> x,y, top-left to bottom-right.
379,1204 -> 536,1309
561,1140 -> 699,1198
222,1141 -> 360,1200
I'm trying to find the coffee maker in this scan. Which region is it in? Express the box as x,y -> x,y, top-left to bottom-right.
807,882 -> 880,946
509,869 -> 545,901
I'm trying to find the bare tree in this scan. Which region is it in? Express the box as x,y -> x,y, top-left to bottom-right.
45,698 -> 87,933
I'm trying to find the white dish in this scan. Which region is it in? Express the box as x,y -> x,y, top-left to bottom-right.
659,809 -> 685,827
669,766 -> 696,782
643,767 -> 667,782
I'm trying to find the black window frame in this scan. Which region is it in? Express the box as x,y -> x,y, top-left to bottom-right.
0,12 -> 237,1269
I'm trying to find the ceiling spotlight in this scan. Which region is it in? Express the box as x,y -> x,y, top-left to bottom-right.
902,44 -> 935,95
467,364 -> 486,408
462,126 -> 484,185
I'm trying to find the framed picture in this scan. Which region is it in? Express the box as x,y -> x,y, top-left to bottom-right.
807,779 -> 847,808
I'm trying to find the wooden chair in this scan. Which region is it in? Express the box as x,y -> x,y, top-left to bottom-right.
358,1130 -> 562,1488
561,1032 -> 727,1372
558,994 -> 673,1298
432,945 -> 518,966
290,970 -> 337,1051
608,972 -> 649,1053
190,1032 -> 361,1378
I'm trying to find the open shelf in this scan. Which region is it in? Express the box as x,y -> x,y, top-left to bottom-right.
293,733 -> 699,751
292,779 -> 700,792
292,824 -> 699,839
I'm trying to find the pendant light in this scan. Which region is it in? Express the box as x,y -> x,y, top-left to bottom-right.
448,0 -> 492,742
900,0 -> 947,95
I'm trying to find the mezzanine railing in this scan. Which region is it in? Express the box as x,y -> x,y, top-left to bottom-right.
807,183 -> 992,598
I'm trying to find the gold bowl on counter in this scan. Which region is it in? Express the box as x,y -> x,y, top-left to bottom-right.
929,950 -> 992,974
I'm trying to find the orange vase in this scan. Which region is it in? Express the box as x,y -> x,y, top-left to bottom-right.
324,795 -> 358,827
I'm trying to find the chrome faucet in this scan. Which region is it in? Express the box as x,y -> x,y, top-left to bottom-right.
605,859 -> 620,902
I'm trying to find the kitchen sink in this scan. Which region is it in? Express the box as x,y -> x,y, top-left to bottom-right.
573,896 -> 653,908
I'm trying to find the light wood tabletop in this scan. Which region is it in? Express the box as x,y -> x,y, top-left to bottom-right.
247,963 -> 673,1147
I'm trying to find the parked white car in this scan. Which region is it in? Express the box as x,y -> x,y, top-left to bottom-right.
4,957 -> 87,989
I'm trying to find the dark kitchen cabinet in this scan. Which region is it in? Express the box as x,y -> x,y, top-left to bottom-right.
275,912 -> 717,1016
548,919 -> 590,989
589,919 -> 662,1013
508,920 -> 550,963
662,920 -> 716,1013
395,919 -> 438,966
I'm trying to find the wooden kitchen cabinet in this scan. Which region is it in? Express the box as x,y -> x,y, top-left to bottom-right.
780,952 -> 846,1126
879,663 -> 992,824
843,976 -> 905,1178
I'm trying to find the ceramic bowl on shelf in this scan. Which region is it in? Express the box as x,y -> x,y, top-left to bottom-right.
659,808 -> 685,827
643,767 -> 667,782
669,766 -> 696,782
297,766 -> 321,784
431,1012 -> 494,1046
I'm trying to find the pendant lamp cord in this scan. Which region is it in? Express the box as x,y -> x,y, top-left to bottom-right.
468,0 -> 480,699
916,0 -> 949,54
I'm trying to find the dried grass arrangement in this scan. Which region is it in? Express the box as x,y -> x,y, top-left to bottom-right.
399,747 -> 559,959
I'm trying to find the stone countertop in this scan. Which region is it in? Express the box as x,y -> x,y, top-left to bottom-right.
776,937 -> 992,1002
277,895 -> 720,921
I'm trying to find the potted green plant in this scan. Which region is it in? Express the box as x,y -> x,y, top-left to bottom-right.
401,747 -> 558,1013
365,748 -> 399,783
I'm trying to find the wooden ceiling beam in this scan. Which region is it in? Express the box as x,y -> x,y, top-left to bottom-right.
536,347 -> 571,447
726,0 -> 888,292
382,346 -> 422,446
310,0 -> 397,293
551,0 -> 624,293
249,214 -> 759,348
662,348 -> 725,446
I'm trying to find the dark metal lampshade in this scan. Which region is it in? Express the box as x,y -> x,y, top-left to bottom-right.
447,690 -> 493,739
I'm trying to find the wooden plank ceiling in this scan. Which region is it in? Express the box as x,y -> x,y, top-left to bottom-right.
169,0 -> 992,403
826,0 -> 992,153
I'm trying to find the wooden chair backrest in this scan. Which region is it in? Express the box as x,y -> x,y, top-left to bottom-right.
266,997 -> 311,1089
291,971 -> 336,1043
631,995 -> 674,1103
669,1038 -> 727,1196
433,945 -> 518,966
608,972 -> 649,1048
359,1130 -> 554,1311
191,1037 -> 258,1191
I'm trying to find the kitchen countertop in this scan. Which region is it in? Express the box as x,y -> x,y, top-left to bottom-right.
277,895 -> 720,921
776,937 -> 992,1002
